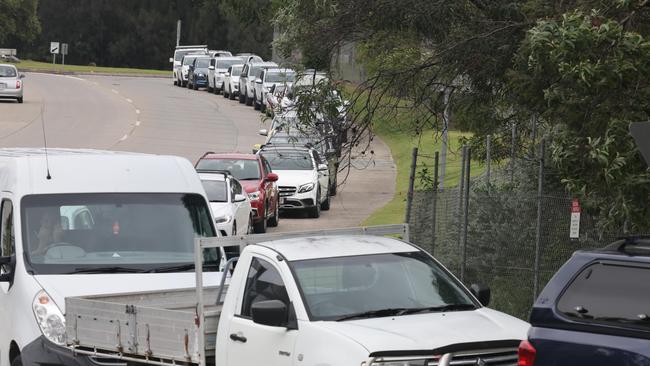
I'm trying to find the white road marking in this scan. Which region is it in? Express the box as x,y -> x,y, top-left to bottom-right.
63,75 -> 85,81
126,98 -> 133,103
135,121 -> 141,126
111,89 -> 119,94
135,109 -> 140,114
119,134 -> 128,141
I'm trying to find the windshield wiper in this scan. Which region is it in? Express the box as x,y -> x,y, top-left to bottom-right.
335,308 -> 410,321
146,263 -> 195,273
399,303 -> 476,315
238,177 -> 260,180
68,266 -> 148,274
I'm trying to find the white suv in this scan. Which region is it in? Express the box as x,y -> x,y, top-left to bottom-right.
253,68 -> 296,111
207,57 -> 243,94
238,61 -> 277,106
259,145 -> 330,218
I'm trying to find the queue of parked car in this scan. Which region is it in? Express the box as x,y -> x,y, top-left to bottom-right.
170,46 -> 347,231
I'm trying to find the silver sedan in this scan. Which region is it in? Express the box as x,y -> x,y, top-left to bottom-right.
0,64 -> 24,103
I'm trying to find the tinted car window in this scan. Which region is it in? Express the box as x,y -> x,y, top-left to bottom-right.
216,59 -> 240,69
196,58 -> 210,68
201,180 -> 228,202
261,151 -> 314,171
557,261 -> 650,331
196,159 -> 261,181
230,66 -> 243,76
240,257 -> 289,317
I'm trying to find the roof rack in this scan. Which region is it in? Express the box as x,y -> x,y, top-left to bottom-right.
603,235 -> 650,253
196,168 -> 231,176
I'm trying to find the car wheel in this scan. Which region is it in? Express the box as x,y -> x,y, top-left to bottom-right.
232,222 -> 237,236
267,201 -> 279,227
208,85 -> 213,93
230,92 -> 236,100
245,92 -> 253,106
193,83 -> 198,90
321,191 -> 331,211
223,89 -> 229,98
253,207 -> 267,233
308,191 -> 321,218
254,95 -> 260,110
17,97 -> 23,104
239,89 -> 246,103
247,215 -> 254,234
174,79 -> 177,86
330,178 -> 337,196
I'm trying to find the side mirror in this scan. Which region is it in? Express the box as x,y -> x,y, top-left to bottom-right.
317,164 -> 328,172
251,300 -> 288,327
0,256 -> 14,283
208,65 -> 215,70
234,194 -> 247,202
169,57 -> 174,63
258,129 -> 268,136
470,283 -> 491,307
266,172 -> 279,182
269,85 -> 276,93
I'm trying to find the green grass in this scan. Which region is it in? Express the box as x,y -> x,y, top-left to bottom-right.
16,60 -> 169,76
363,115 -> 485,226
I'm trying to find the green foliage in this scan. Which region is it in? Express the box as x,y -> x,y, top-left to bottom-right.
512,10 -> 650,232
0,0 -> 40,45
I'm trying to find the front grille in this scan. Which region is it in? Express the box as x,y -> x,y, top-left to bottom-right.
429,348 -> 518,366
279,186 -> 297,197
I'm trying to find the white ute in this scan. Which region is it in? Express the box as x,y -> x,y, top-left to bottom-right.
0,148 -> 228,366
63,225 -> 530,366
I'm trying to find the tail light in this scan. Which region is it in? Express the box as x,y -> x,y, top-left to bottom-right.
16,80 -> 21,89
518,340 -> 536,366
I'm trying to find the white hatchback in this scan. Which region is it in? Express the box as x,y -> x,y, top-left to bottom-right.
199,171 -> 253,236
0,64 -> 24,103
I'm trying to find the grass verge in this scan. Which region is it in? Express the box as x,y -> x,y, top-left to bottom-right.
363,115 -> 485,226
15,60 -> 169,76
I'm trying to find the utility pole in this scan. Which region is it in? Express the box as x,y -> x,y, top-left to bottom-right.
176,20 -> 182,47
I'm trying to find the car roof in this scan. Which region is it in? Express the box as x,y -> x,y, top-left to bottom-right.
257,235 -> 417,261
200,153 -> 258,160
260,145 -> 312,153
250,62 -> 278,67
0,63 -> 17,69
215,57 -> 243,62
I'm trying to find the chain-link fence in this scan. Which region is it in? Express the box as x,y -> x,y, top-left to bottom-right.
406,144 -> 622,320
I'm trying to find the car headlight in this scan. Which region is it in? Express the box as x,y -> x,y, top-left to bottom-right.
248,191 -> 261,201
298,183 -> 315,193
215,215 -> 233,224
32,290 -> 66,345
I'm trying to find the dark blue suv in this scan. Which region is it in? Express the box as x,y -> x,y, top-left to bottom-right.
520,237 -> 650,365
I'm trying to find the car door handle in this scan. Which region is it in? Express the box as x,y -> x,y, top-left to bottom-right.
229,333 -> 247,343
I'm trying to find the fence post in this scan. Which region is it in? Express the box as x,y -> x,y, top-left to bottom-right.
431,151 -> 439,255
460,147 -> 471,282
533,139 -> 545,301
511,124 -> 516,184
457,146 -> 467,276
486,135 -> 491,194
405,147 -> 418,224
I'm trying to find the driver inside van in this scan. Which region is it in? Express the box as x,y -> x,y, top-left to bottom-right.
32,210 -> 64,255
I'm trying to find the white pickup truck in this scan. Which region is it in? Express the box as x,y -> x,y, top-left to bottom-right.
64,225 -> 529,366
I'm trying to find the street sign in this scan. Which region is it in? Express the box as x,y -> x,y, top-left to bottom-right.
630,122 -> 650,166
50,42 -> 59,54
569,199 -> 581,240
61,43 -> 68,55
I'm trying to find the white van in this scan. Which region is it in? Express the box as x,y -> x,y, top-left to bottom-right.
0,148 -> 226,366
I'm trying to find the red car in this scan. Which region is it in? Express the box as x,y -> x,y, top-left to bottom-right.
196,152 -> 279,233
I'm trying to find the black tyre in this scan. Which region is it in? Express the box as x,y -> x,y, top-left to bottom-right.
247,215 -> 254,234
321,191 -> 330,211
17,97 -> 23,104
308,191 -> 321,218
223,90 -> 229,98
253,208 -> 267,233
267,201 -> 279,227
231,222 -> 237,236
239,89 -> 246,103
230,92 -> 236,100
330,178 -> 337,196
208,85 -> 213,93
193,83 -> 198,90
245,93 -> 253,106
254,95 -> 260,110
174,79 -> 177,86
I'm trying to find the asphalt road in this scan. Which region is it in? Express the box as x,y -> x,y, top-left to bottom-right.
0,72 -> 396,231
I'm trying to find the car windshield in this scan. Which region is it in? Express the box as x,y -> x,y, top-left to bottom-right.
216,59 -> 241,69
22,193 -> 218,274
195,58 -> 210,68
201,180 -> 228,202
268,134 -> 313,146
174,50 -> 194,61
230,66 -> 243,76
0,66 -> 17,77
196,159 -> 261,180
265,72 -> 296,83
183,56 -> 197,65
262,151 -> 314,170
292,252 -> 476,321
249,66 -> 263,77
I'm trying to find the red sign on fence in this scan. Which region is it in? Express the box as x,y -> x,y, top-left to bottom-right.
571,199 -> 581,213
570,199 -> 581,239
